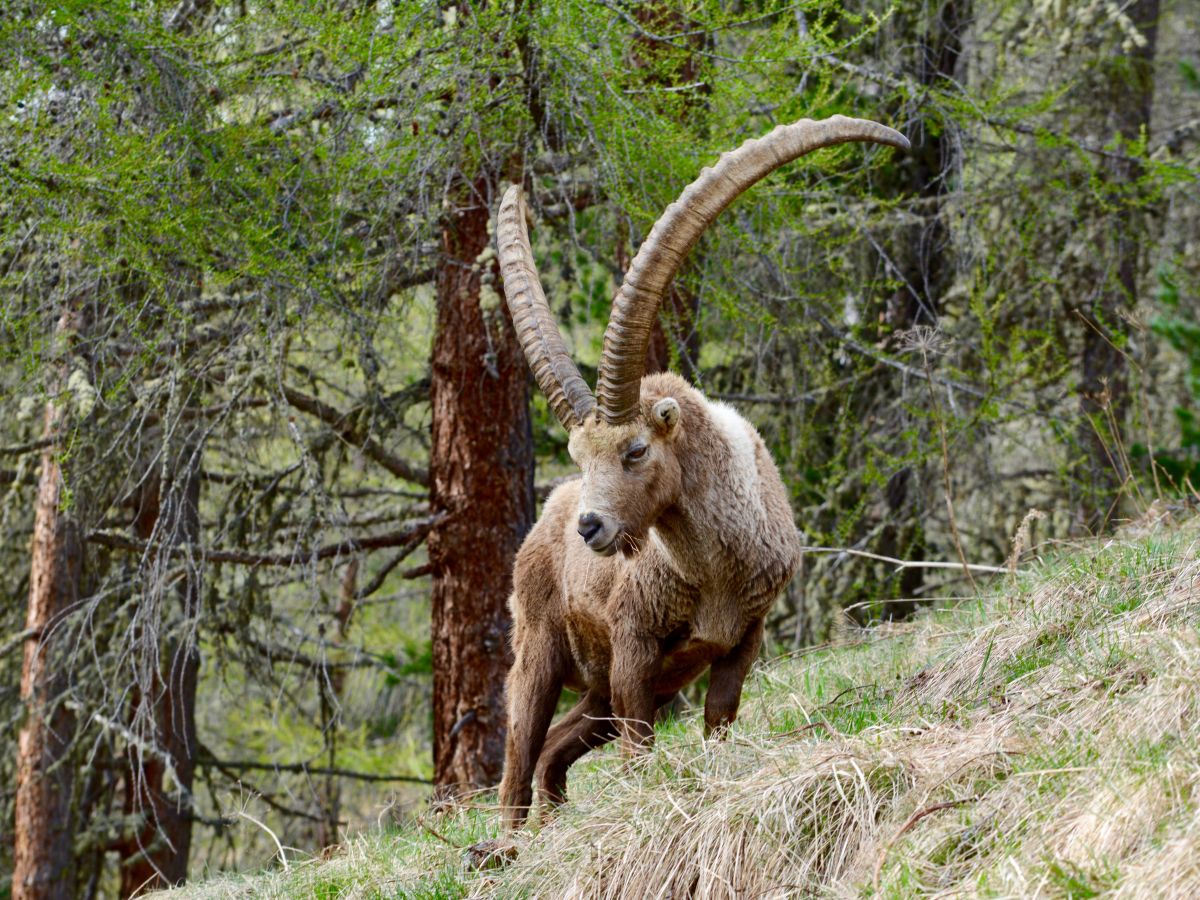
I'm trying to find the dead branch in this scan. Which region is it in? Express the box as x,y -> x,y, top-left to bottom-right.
0,438 -> 53,456
282,385 -> 429,486
354,537 -> 426,599
88,512 -> 443,567
798,544 -> 1017,575
874,797 -> 978,890
197,756 -> 431,785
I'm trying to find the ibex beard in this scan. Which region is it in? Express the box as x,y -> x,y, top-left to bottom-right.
494,116 -> 909,830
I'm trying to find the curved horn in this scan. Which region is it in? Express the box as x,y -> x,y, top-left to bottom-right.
596,115 -> 910,424
497,185 -> 597,430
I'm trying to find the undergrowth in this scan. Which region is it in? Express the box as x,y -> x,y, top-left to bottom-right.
161,517 -> 1200,898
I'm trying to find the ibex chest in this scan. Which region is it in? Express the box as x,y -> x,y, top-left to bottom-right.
560,556 -> 763,690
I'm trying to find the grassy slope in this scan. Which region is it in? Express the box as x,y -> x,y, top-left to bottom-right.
163,518 -> 1200,898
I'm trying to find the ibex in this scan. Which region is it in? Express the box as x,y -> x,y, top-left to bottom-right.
495,116 -> 908,829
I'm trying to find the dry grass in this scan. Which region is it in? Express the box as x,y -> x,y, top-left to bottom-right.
161,519 -> 1200,899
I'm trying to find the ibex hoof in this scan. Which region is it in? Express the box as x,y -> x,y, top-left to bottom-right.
464,838 -> 518,870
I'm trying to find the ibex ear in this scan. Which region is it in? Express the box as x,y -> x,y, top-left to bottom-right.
651,397 -> 681,433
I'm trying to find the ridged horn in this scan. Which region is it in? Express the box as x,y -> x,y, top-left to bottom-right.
497,184 -> 597,430
596,115 -> 910,424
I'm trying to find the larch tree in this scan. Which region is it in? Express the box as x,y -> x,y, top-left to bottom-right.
426,6 -> 535,795
14,311 -> 84,900
429,174 -> 535,792
117,446 -> 203,895
1074,0 -> 1162,531
0,0 -> 1195,888
841,0 -> 974,619
627,3 -> 709,381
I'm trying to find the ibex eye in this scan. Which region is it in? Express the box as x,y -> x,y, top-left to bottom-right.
625,444 -> 647,462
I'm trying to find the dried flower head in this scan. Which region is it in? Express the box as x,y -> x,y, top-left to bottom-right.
897,325 -> 948,359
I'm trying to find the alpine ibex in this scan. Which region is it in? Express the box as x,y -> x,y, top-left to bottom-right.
495,116 -> 908,829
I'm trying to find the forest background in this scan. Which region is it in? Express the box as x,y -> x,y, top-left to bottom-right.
1,0 -> 1198,896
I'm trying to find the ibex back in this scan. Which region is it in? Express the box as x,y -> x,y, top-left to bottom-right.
495,116 -> 909,829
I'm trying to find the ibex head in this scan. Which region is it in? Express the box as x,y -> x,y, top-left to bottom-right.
566,392 -> 683,555
497,116 -> 909,557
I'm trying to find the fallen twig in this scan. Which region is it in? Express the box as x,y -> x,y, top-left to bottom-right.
798,544 -> 1017,575
873,797 -> 978,890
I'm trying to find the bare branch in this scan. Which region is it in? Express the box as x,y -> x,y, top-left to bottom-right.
0,438 -> 53,456
282,386 -> 429,486
88,513 -> 443,567
197,756 -> 431,785
798,544 -> 1017,575
354,536 -> 427,599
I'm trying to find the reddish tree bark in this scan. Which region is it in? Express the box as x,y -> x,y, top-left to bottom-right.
428,179 -> 534,794
15,342 -> 82,900
118,461 -> 202,896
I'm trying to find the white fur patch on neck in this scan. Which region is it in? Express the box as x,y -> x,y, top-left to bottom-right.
649,527 -> 680,574
706,400 -> 759,502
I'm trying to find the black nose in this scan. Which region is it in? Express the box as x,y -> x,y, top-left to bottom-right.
577,512 -> 602,544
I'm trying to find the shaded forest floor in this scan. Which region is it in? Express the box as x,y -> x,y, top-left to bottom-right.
161,515 -> 1200,898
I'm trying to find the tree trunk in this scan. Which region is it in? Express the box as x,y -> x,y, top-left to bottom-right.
315,556 -> 358,850
872,0 -> 970,617
14,319 -> 83,900
428,178 -> 535,795
821,0 -> 969,626
630,3 -> 705,383
118,455 -> 202,896
1075,0 -> 1160,532
885,0 -> 967,333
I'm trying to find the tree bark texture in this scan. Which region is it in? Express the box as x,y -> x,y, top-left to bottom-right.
118,458 -> 202,896
818,0 -> 969,627
884,0 -> 968,332
1075,0 -> 1160,532
872,0 -> 971,615
15,371 -> 82,900
429,179 -> 535,795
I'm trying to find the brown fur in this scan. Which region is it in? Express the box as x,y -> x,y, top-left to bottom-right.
498,372 -> 801,828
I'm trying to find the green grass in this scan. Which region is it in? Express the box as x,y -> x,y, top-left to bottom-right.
160,518 -> 1200,898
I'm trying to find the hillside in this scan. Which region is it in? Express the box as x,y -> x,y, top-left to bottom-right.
162,517 -> 1200,898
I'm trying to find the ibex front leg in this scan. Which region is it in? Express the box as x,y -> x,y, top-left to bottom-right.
609,629 -> 661,755
498,634 -> 565,829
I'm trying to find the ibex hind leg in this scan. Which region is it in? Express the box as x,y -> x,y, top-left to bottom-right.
498,635 -> 566,830
536,690 -> 617,812
704,618 -> 764,737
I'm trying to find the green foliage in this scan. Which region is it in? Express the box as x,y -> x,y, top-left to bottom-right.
1132,266 -> 1200,489
2,0 -> 1199,887
1182,61 -> 1200,93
